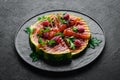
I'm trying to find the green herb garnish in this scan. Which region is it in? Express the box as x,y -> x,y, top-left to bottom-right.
24,27 -> 31,34
36,33 -> 41,37
36,34 -> 39,37
88,37 -> 102,49
66,36 -> 75,49
47,17 -> 52,22
38,38 -> 46,45
60,18 -> 68,24
54,32 -> 64,37
42,27 -> 50,32
72,26 -> 78,32
42,16 -> 46,19
37,17 -> 41,21
30,52 -> 40,62
47,17 -> 53,27
37,16 -> 47,21
47,40 -> 56,46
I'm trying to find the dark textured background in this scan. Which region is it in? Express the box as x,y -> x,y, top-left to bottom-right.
0,0 -> 120,80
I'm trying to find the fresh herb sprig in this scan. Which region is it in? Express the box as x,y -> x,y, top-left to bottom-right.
47,17 -> 53,23
72,26 -> 78,32
47,40 -> 56,46
38,15 -> 54,28
30,52 -> 40,62
37,16 -> 47,21
24,27 -> 31,34
60,18 -> 68,24
66,36 -> 75,49
36,27 -> 50,38
38,38 -> 46,45
54,32 -> 64,38
38,16 -> 53,22
88,37 -> 102,49
42,27 -> 50,32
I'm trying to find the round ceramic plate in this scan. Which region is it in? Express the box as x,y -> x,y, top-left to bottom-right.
15,10 -> 105,72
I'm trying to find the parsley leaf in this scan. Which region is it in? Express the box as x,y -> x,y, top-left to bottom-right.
38,38 -> 46,45
72,26 -> 78,32
66,36 -> 75,49
36,33 -> 42,37
30,52 -> 39,62
42,16 -> 46,19
47,17 -> 52,22
42,27 -> 50,32
88,37 -> 102,49
37,16 -> 47,21
67,36 -> 75,41
47,40 -> 56,46
54,32 -> 64,37
60,18 -> 68,24
37,17 -> 41,21
47,17 -> 53,26
70,41 -> 75,49
24,27 -> 31,34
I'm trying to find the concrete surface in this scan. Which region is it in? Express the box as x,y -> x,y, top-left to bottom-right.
0,0 -> 120,80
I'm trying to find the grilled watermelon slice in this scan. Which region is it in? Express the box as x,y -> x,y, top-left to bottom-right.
28,13 -> 91,63
29,21 -> 71,62
62,15 -> 91,57
71,23 -> 91,57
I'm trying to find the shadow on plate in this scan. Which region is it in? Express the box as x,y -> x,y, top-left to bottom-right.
14,43 -> 106,78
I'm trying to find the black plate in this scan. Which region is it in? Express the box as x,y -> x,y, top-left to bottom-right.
15,10 -> 105,72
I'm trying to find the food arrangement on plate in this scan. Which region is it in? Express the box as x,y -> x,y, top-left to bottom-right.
25,12 -> 101,64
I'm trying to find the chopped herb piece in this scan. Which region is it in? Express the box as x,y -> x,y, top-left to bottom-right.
42,27 -> 50,32
36,33 -> 42,37
47,17 -> 50,21
40,27 -> 50,33
67,36 -> 75,41
39,28 -> 44,33
47,40 -> 56,46
42,16 -> 46,19
54,32 -> 64,37
24,27 -> 31,34
37,17 -> 41,21
38,38 -> 46,45
72,26 -> 78,32
36,34 -> 39,37
30,52 -> 39,62
47,17 -> 54,27
38,16 -> 47,21
70,41 -> 75,49
88,37 -> 102,49
47,17 -> 52,22
66,36 -> 75,49
60,18 -> 68,24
